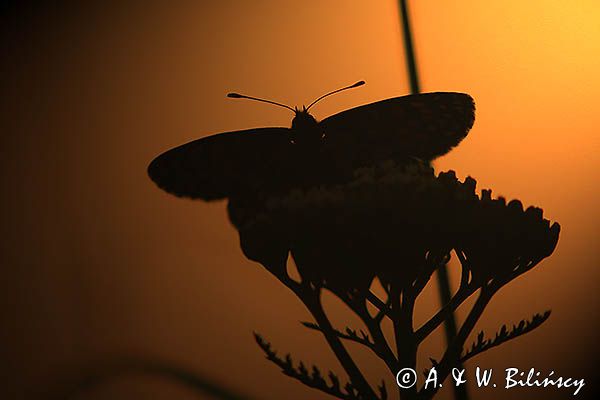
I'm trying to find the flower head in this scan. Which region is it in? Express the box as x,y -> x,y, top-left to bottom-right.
228,160 -> 560,294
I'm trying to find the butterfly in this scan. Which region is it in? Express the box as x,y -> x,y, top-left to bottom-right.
148,81 -> 475,201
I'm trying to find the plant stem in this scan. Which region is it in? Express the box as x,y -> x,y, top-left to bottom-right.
435,266 -> 469,400
398,0 -> 420,94
415,284 -> 474,343
392,287 -> 418,400
346,296 -> 399,373
302,289 -> 379,399
419,289 -> 494,400
397,3 -> 468,397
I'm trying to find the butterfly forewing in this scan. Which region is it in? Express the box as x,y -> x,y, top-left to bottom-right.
320,92 -> 475,164
148,127 -> 291,200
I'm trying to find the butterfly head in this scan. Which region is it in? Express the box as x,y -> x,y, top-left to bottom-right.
290,107 -> 324,146
291,107 -> 318,129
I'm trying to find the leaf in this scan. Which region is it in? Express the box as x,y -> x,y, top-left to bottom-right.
253,332 -> 366,400
461,311 -> 551,362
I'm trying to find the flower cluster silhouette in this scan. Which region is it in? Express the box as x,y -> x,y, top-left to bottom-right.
227,159 -> 559,400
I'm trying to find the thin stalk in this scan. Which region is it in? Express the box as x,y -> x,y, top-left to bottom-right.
392,287 -> 417,400
301,288 -> 379,399
398,0 -> 420,94
397,2 -> 469,399
419,289 -> 494,400
344,295 -> 399,374
415,284 -> 475,343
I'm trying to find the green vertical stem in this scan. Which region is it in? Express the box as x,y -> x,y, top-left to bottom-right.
397,1 -> 469,400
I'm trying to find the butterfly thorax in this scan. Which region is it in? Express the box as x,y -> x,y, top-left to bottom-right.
291,108 -> 324,147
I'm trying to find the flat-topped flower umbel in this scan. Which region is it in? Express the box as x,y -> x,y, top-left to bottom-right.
233,162 -> 559,400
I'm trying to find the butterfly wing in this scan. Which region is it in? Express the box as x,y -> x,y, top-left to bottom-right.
149,93 -> 474,200
319,92 -> 475,166
148,127 -> 292,200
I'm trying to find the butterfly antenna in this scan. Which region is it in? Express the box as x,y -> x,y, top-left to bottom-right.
306,80 -> 365,111
227,92 -> 295,112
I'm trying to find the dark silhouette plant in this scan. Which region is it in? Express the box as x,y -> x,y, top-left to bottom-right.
228,160 -> 559,400
146,78 -> 558,400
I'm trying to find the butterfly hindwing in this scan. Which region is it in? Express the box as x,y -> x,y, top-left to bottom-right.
319,92 -> 475,165
148,127 -> 291,200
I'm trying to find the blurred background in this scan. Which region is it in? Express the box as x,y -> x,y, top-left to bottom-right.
1,1 -> 598,399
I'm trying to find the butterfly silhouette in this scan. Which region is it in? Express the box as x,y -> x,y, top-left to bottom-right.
148,81 -> 475,201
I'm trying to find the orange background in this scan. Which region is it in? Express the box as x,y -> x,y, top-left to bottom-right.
1,1 -> 598,399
